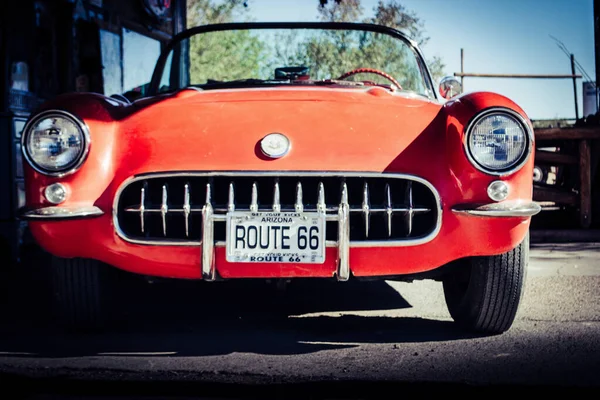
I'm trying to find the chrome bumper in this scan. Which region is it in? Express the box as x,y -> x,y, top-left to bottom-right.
451,201 -> 541,217
20,206 -> 104,220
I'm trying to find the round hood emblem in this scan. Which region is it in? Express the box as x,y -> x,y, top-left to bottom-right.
260,133 -> 290,159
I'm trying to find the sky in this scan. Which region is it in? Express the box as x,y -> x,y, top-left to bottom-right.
238,0 -> 596,120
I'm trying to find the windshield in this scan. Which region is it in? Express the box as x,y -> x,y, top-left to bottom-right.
153,24 -> 434,97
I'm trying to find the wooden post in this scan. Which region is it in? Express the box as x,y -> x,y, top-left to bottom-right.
571,54 -> 579,120
579,139 -> 592,228
595,0 -> 600,111
460,48 -> 464,90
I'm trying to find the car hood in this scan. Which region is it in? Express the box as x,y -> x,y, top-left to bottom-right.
117,87 -> 446,177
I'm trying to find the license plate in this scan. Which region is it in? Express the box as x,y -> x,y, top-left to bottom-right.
226,211 -> 326,263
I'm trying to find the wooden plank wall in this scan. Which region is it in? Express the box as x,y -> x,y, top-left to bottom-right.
534,127 -> 600,228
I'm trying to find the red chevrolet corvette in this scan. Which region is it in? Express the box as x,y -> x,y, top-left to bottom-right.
20,22 -> 539,332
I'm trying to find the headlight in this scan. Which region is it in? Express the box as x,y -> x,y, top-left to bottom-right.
22,110 -> 90,176
465,108 -> 532,175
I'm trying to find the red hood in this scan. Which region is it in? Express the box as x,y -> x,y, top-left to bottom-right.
115,86 -> 445,175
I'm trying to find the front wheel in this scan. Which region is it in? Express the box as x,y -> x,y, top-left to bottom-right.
442,234 -> 529,334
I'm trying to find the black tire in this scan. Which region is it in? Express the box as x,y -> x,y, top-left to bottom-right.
50,257 -> 107,330
442,233 -> 529,334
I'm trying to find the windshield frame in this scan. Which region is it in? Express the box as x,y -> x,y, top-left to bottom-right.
148,22 -> 437,99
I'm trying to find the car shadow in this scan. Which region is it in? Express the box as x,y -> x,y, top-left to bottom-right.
0,315 -> 475,359
0,275 -> 482,358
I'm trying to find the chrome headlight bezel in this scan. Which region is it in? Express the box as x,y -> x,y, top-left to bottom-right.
464,107 -> 533,176
21,110 -> 91,177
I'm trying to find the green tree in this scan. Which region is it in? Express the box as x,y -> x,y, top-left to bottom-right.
186,0 -> 266,83
187,0 -> 248,26
317,0 -> 363,22
318,0 -> 446,82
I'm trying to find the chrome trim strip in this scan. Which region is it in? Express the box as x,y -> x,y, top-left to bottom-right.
404,181 -> 413,236
183,183 -> 191,237
227,182 -> 235,212
21,206 -> 104,220
385,183 -> 392,237
112,171 -> 443,248
337,182 -> 350,281
161,185 -> 168,236
317,182 -> 326,213
201,183 -> 215,281
463,107 -> 534,177
250,182 -> 258,212
452,201 -> 541,217
21,109 -> 92,177
140,184 -> 146,233
362,182 -> 370,238
273,180 -> 281,212
295,182 -> 303,212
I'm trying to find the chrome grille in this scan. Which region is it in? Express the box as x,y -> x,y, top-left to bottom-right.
114,172 -> 441,246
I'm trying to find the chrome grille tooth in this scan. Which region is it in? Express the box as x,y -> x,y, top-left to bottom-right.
183,183 -> 191,237
413,207 -> 430,213
202,182 -> 215,281
340,180 -> 348,204
227,182 -> 235,212
250,182 -> 258,212
273,179 -> 281,212
337,181 -> 350,281
140,182 -> 146,234
295,182 -> 303,212
385,183 -> 392,237
160,184 -> 168,236
405,181 -> 414,236
205,181 -> 212,204
317,182 -> 326,213
362,182 -> 370,238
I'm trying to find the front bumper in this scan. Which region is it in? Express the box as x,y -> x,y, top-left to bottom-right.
20,206 -> 104,220
452,201 -> 541,217
23,199 -> 535,281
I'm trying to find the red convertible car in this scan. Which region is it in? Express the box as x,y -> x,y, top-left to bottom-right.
20,22 -> 539,332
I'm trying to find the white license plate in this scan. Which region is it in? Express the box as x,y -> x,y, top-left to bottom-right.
226,211 -> 326,263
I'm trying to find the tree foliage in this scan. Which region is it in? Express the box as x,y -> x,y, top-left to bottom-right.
284,27 -> 426,92
317,0 -> 363,22
186,0 -> 266,82
318,0 -> 445,82
184,0 -> 445,87
187,0 -> 248,26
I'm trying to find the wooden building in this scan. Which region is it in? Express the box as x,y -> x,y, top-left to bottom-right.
0,0 -> 186,264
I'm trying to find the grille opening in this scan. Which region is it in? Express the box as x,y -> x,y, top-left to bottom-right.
116,173 -> 439,244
